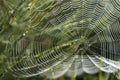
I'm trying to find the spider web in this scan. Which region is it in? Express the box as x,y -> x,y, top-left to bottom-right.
4,0 -> 120,78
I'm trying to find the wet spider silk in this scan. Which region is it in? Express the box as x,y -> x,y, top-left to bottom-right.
1,0 -> 120,79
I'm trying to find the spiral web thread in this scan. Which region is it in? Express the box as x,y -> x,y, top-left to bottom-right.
3,0 -> 120,79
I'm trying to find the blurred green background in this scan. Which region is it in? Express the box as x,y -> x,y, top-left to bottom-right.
0,0 -> 120,80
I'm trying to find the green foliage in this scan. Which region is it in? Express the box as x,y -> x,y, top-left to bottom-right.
0,0 -> 120,80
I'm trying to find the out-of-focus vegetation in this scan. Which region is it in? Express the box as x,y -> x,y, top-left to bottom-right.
0,70 -> 119,80
1,0 -> 120,80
